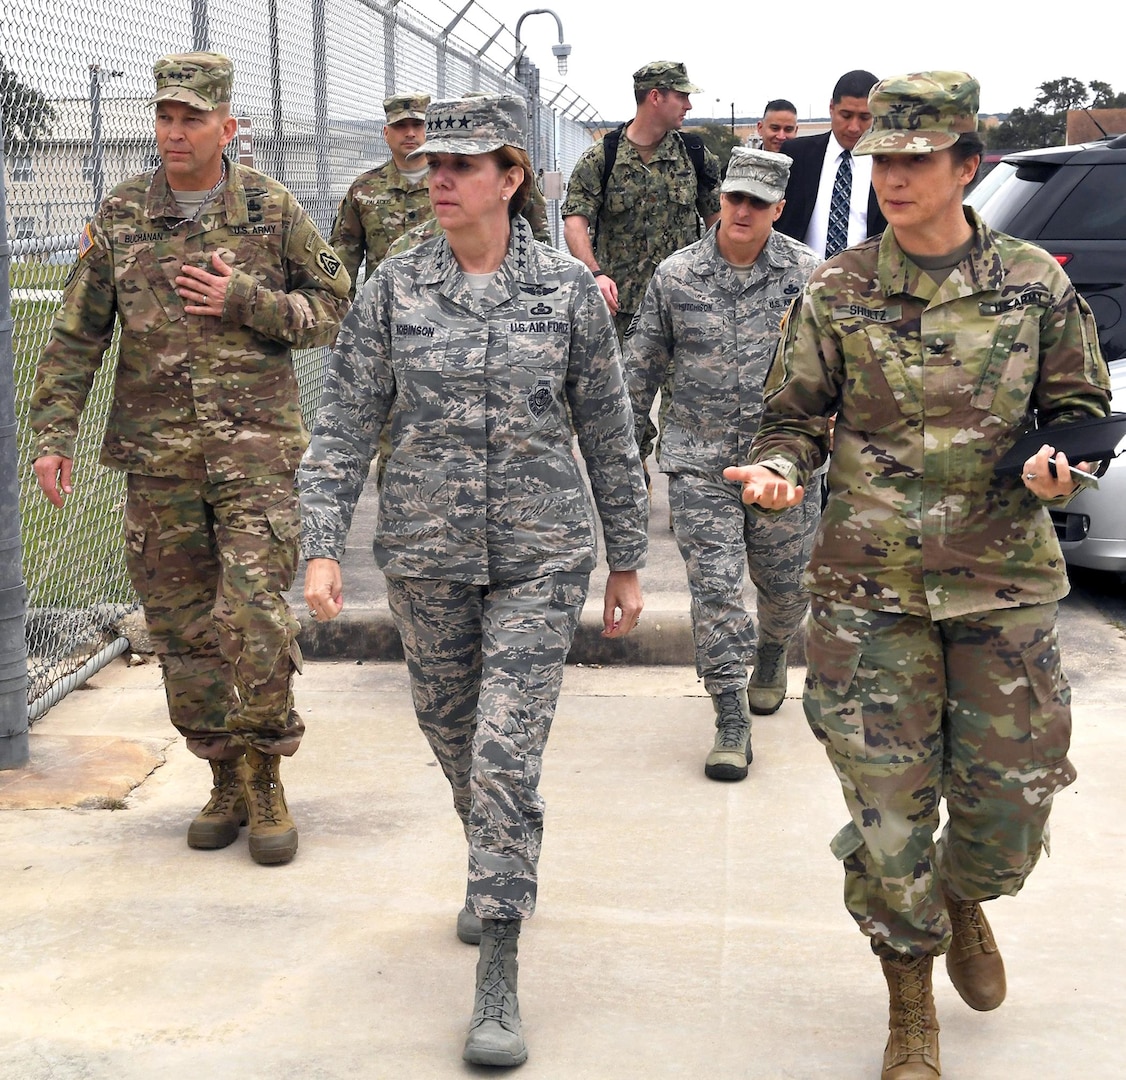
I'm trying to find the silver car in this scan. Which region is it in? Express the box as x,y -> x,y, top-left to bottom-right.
1049,357 -> 1126,577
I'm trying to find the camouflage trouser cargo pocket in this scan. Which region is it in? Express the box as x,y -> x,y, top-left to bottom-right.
803,603 -> 866,760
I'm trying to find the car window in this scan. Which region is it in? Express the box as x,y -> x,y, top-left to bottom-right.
965,163 -> 1042,226
964,161 -> 1016,212
1041,164 -> 1126,240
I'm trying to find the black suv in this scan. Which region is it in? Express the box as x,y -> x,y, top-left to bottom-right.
965,134 -> 1126,358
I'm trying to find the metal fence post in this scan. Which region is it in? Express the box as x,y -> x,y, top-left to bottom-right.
0,110 -> 30,770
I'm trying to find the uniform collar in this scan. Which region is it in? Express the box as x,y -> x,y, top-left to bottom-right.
877,206 -> 1002,302
145,157 -> 250,227
692,222 -> 784,291
415,214 -> 545,306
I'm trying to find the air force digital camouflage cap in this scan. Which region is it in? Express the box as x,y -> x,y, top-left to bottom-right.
721,147 -> 791,203
853,70 -> 980,156
148,52 -> 233,112
408,94 -> 527,157
384,92 -> 430,125
633,61 -> 701,96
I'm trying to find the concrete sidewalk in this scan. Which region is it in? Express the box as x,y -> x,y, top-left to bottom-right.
2,595 -> 1124,1078
4,466 -> 1125,1078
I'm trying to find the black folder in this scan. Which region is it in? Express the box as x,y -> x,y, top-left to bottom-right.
996,413 -> 1126,476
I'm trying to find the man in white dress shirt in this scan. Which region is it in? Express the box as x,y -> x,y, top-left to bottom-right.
775,70 -> 887,254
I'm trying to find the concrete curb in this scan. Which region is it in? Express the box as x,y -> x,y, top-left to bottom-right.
295,605 -> 808,667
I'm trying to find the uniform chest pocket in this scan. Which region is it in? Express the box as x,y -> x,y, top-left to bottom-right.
667,173 -> 697,208
391,324 -> 451,372
603,184 -> 638,217
115,247 -> 181,335
970,307 -> 1045,421
838,323 -> 920,433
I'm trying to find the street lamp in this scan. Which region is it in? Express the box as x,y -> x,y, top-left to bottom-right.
551,42 -> 571,76
89,64 -> 124,211
513,8 -> 570,175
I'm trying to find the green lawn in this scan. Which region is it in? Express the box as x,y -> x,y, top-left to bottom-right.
11,297 -> 134,611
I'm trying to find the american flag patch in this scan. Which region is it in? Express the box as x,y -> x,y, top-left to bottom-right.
77,222 -> 96,259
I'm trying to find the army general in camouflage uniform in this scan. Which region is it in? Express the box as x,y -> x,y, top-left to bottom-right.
299,95 -> 647,1068
30,53 -> 349,867
626,148 -> 821,783
331,91 -> 553,292
725,73 -> 1110,1079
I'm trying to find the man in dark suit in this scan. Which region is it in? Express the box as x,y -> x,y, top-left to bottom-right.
775,70 -> 887,256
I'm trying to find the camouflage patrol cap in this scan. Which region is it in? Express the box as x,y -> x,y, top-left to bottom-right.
384,92 -> 430,125
633,61 -> 701,96
407,94 -> 527,157
721,147 -> 791,203
853,71 -> 980,156
148,52 -> 233,112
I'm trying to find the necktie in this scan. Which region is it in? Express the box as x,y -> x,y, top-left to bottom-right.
825,150 -> 852,258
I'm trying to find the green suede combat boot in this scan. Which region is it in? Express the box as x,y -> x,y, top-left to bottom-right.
704,688 -> 752,781
463,918 -> 526,1067
186,756 -> 247,849
243,747 -> 298,865
747,640 -> 788,715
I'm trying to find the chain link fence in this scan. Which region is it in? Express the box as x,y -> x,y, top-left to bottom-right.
2,0 -> 599,724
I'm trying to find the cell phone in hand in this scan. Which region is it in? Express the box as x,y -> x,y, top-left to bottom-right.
1048,456 -> 1099,490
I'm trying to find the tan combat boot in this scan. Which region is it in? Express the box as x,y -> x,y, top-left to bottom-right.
881,953 -> 941,1079
186,757 -> 247,849
704,688 -> 752,781
243,747 -> 298,865
463,918 -> 526,1067
747,640 -> 788,715
942,884 -> 1006,1011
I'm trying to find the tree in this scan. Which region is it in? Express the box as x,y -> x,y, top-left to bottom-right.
1034,77 -> 1089,113
987,77 -> 1125,151
1089,80 -> 1126,109
1,55 -> 55,154
693,122 -> 742,175
987,106 -> 1064,151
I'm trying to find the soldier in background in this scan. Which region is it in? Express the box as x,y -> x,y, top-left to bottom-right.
725,72 -> 1109,1078
626,148 -> 820,783
563,61 -> 721,487
30,52 -> 349,866
562,60 -> 720,342
300,94 -> 646,1068
330,92 -> 432,297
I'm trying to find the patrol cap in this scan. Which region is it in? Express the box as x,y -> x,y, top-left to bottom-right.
633,61 -> 701,96
148,52 -> 233,112
407,94 -> 527,157
384,92 -> 430,125
853,70 -> 980,156
721,147 -> 791,203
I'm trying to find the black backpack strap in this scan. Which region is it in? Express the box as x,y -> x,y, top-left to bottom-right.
676,131 -> 715,238
592,124 -> 626,250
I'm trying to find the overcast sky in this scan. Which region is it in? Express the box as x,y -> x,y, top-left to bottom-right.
469,0 -> 1123,122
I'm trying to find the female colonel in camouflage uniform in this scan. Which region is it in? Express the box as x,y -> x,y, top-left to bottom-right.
298,95 -> 647,1068
725,73 -> 1110,1078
